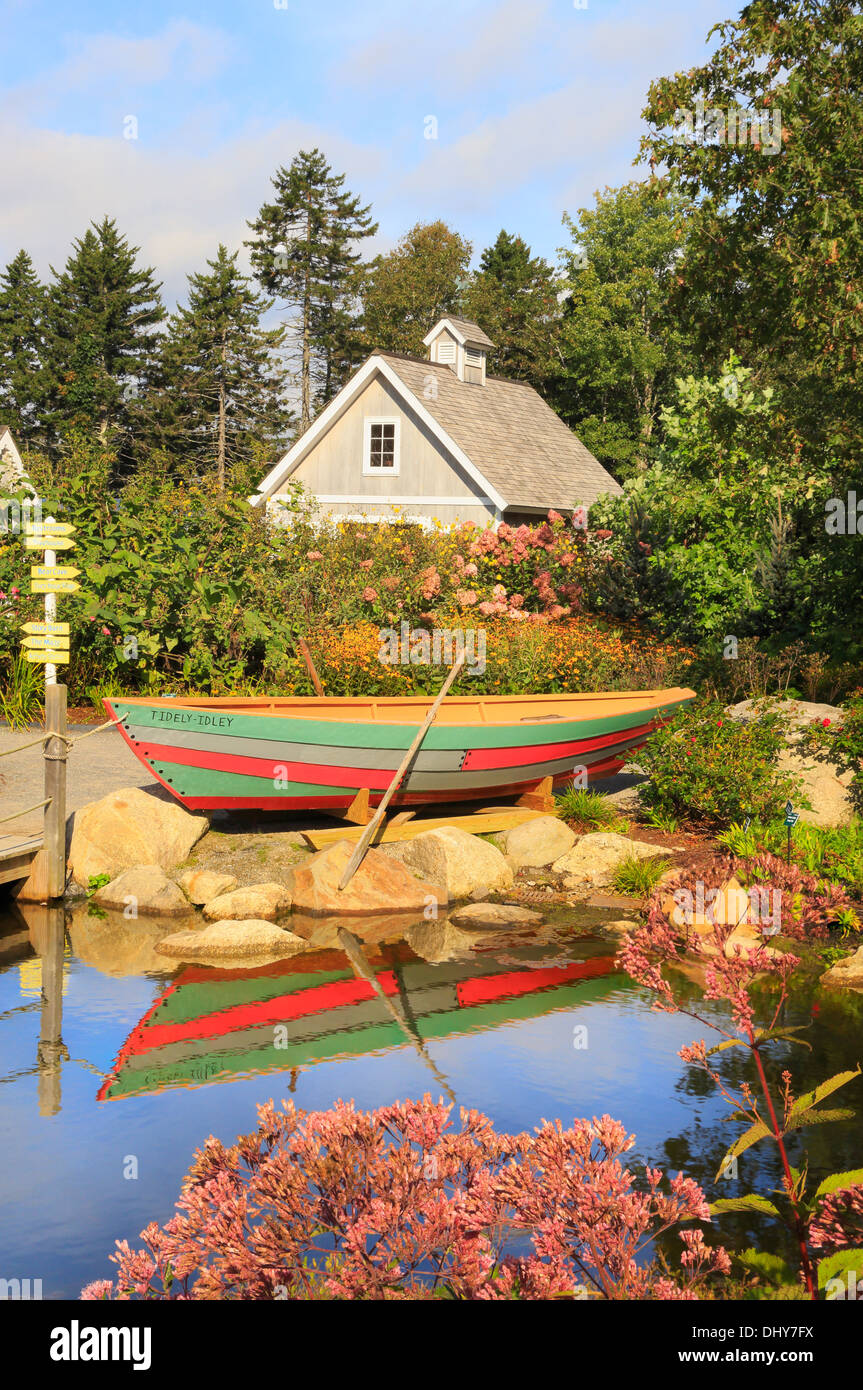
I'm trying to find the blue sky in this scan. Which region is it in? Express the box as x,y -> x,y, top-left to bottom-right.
0,0 -> 731,306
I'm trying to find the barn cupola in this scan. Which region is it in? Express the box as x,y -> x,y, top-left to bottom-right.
423,317 -> 494,385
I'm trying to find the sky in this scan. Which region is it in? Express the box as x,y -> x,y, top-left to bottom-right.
0,0 -> 733,308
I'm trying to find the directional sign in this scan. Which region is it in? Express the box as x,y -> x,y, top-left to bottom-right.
30,564 -> 80,580
21,635 -> 70,651
23,522 -> 76,537
24,649 -> 70,665
30,578 -> 80,594
23,535 -> 76,551
21,621 -> 70,636
785,810 -> 800,828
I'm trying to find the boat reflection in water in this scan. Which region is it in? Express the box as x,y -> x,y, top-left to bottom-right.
99,928 -> 619,1103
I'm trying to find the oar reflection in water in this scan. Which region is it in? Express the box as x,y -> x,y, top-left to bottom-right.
337,927 -> 457,1105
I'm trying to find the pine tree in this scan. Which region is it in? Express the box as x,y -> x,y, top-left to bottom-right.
141,246 -> 293,488
0,250 -> 46,446
360,221 -> 472,357
246,150 -> 377,431
43,217 -> 164,452
462,230 -> 558,386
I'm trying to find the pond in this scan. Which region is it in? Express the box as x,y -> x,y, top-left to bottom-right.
0,897 -> 860,1298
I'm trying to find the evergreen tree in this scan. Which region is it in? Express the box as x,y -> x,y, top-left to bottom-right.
0,250 -> 46,446
141,246 -> 292,488
462,230 -> 558,386
246,149 -> 377,431
360,221 -> 472,357
43,217 -> 164,453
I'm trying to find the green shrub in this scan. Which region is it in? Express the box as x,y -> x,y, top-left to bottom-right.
636,700 -> 799,829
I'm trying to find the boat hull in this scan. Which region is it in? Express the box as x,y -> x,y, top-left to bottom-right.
104,688 -> 695,812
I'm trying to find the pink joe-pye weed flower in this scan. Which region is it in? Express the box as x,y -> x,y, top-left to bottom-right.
361,586 -> 378,602
86,1096 -> 726,1302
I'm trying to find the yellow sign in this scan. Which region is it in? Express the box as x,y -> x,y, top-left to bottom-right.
23,535 -> 76,551
21,636 -> 70,651
30,579 -> 80,594
24,650 -> 70,665
30,564 -> 80,580
21,621 -> 70,636
23,522 -> 76,537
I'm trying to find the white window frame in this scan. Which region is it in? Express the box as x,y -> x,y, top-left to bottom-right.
362,416 -> 401,477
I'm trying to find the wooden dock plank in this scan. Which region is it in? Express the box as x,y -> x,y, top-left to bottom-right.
0,832 -> 44,887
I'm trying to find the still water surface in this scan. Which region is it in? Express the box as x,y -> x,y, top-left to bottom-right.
0,900 -> 860,1297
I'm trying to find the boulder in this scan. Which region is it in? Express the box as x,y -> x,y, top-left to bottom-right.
449,902 -> 544,930
68,786 -> 208,887
498,815 -> 576,870
725,699 -> 853,826
552,833 -> 671,887
178,868 -> 238,906
92,865 -> 191,918
289,841 -> 445,916
384,827 -> 513,900
157,919 -> 308,961
602,917 -> 640,936
202,881 -> 292,922
820,946 -> 863,990
777,748 -> 855,827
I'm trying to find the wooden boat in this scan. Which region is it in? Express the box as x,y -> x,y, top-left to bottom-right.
103,687 -> 695,814
98,942 -> 618,1102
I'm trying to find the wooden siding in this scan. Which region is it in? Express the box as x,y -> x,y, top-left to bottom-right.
272,373 -> 497,522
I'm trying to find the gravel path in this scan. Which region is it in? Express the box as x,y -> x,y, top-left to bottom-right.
0,723 -> 158,835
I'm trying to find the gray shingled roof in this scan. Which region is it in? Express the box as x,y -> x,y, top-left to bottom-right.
379,354 -> 622,511
436,317 -> 495,349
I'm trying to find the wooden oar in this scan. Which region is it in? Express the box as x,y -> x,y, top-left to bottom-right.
337,653 -> 466,891
297,638 -> 324,696
337,928 -> 456,1104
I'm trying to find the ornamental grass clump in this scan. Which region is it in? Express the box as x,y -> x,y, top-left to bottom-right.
636,699 -> 799,829
81,1097 -> 729,1301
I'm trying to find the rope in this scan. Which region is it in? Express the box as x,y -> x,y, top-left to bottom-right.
0,798 -> 50,824
0,714 -> 126,760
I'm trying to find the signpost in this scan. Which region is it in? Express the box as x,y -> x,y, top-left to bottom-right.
20,519 -> 79,899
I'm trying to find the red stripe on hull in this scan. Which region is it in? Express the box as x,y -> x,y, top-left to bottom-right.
456,956 -> 614,1007
125,971 -> 400,1057
462,722 -> 653,771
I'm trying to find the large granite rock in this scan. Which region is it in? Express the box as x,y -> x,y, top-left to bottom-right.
178,868 -> 238,906
384,827 -> 513,900
289,841 -> 445,916
157,919 -> 308,961
820,946 -> 863,990
726,699 -> 853,826
498,815 -> 576,870
202,882 -> 292,922
449,902 -> 544,930
92,865 -> 191,918
552,832 -> 671,887
68,786 -> 208,887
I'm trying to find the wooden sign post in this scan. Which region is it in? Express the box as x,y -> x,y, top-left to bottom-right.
20,518 -> 78,901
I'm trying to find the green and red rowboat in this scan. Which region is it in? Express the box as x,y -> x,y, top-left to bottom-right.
103,688 -> 695,814
98,942 -> 619,1102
